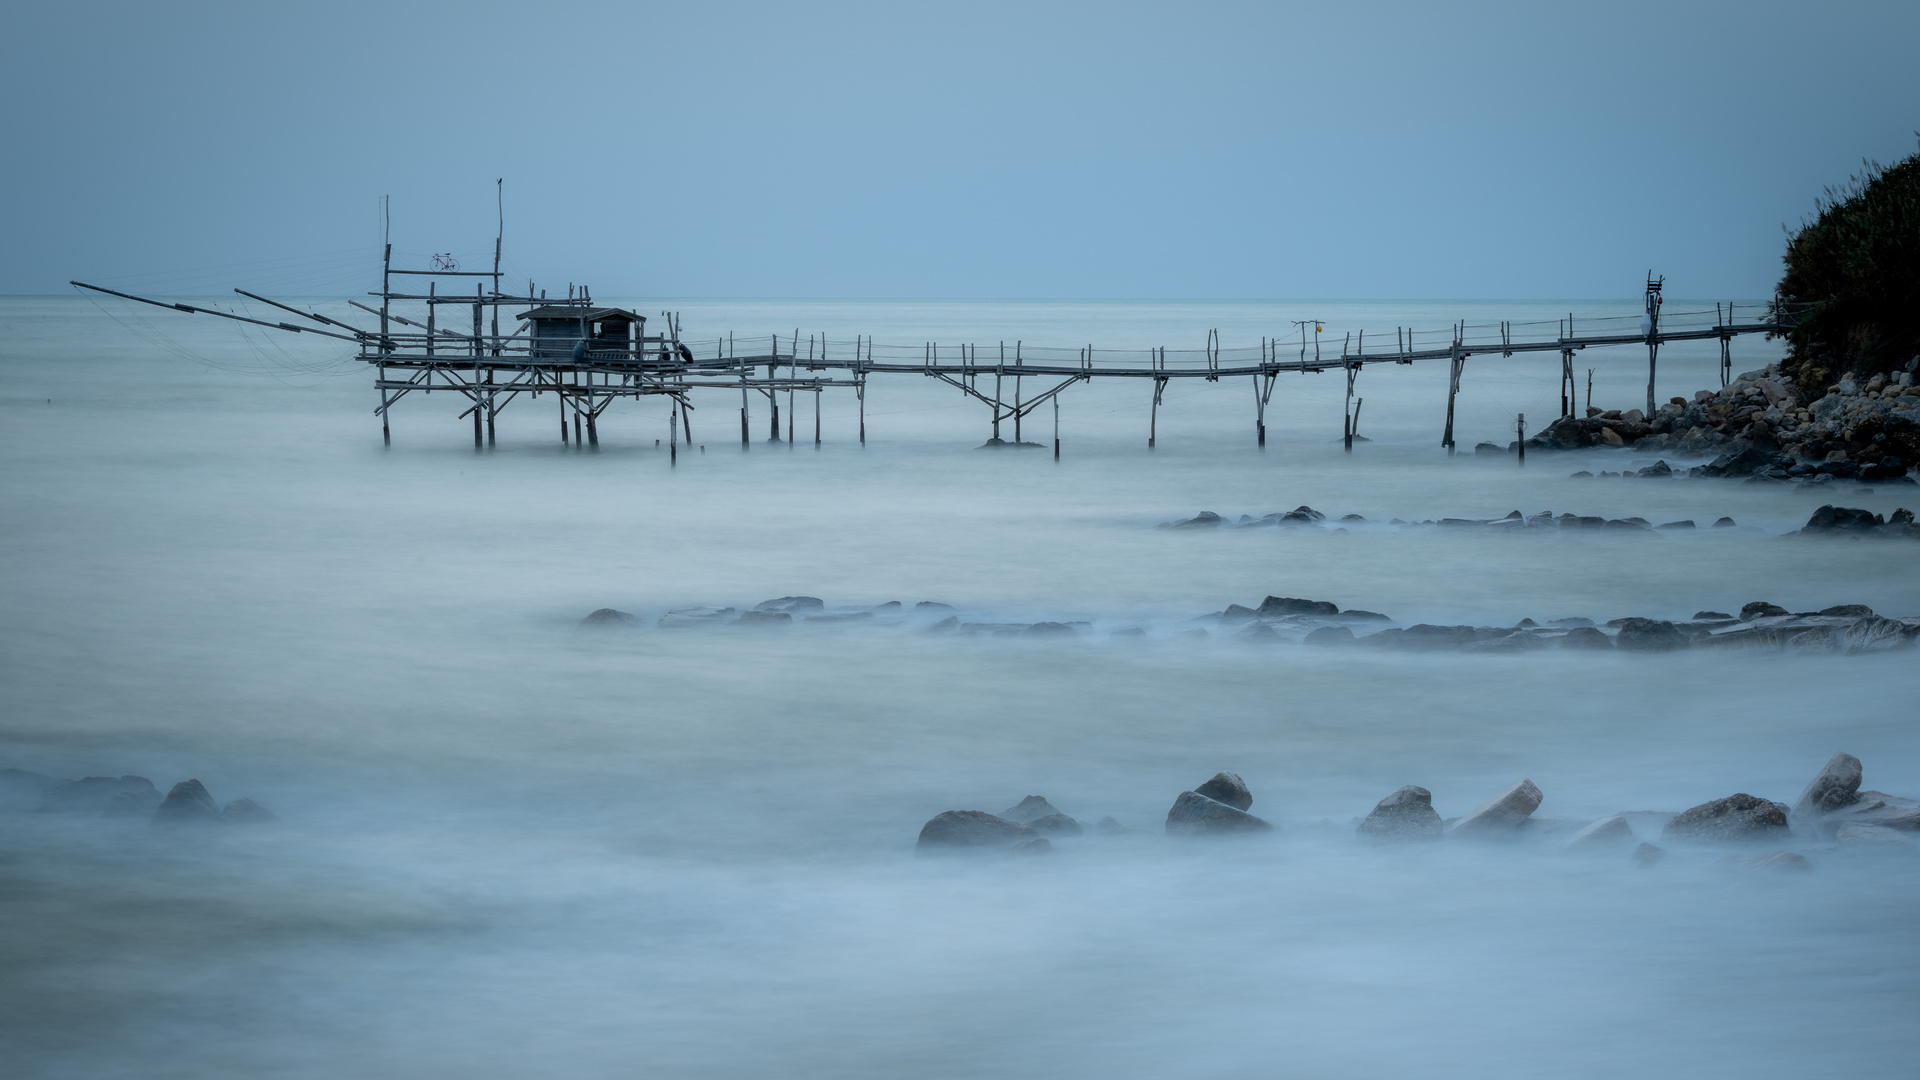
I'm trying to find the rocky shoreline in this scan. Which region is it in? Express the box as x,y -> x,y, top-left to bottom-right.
1161,503 -> 1920,539
915,753 -> 1917,871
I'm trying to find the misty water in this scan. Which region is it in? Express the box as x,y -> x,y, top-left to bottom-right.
4,295 -> 1918,1077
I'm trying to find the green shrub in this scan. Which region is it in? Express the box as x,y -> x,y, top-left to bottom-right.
1774,138 -> 1920,391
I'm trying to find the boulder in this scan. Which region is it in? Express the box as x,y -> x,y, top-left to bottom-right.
1257,596 -> 1339,617
1632,842 -> 1666,868
916,810 -> 1038,852
1339,609 -> 1391,621
577,608 -> 638,629
1845,616 -> 1909,652
1000,795 -> 1067,823
1444,779 -> 1543,837
1835,823 -> 1918,852
754,596 -> 824,614
37,775 -> 160,815
1713,517 -> 1738,528
150,779 -> 221,827
1614,618 -> 1690,651
1819,604 -> 1874,617
1793,752 -> 1862,818
1026,813 -> 1084,836
734,609 -> 793,625
1693,611 -> 1733,620
1008,837 -> 1053,855
1022,622 -> 1077,636
1801,505 -> 1883,533
1095,816 -> 1138,835
1194,771 -> 1253,811
1170,511 -> 1224,529
1637,460 -> 1673,478
658,606 -> 736,628
1662,793 -> 1791,842
1462,630 -> 1547,652
1399,624 -> 1482,650
1740,601 -> 1790,620
1356,785 -> 1442,841
1221,604 -> 1261,621
1304,625 -> 1355,646
1165,791 -> 1273,835
1557,626 -> 1613,649
1561,813 -> 1634,852
219,798 -> 277,824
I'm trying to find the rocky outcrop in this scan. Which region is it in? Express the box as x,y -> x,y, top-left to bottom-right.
1444,779 -> 1543,837
1165,791 -> 1273,835
38,775 -> 161,816
1193,772 -> 1252,811
1614,618 -> 1690,651
1356,785 -> 1442,841
1793,752 -> 1863,819
150,779 -> 221,827
916,810 -> 1038,852
754,596 -> 824,614
1835,823 -> 1917,852
1662,794 -> 1790,842
1257,596 -> 1339,617
1000,796 -> 1065,823
1558,626 -> 1613,649
577,608 -> 638,628
1561,813 -> 1634,852
219,798 -> 277,824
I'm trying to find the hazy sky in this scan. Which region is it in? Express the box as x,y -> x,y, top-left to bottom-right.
4,0 -> 1915,299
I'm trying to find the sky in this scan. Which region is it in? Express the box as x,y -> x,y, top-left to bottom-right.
2,0 -> 1915,299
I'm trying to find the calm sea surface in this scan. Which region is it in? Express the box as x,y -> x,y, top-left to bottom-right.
2,295 -> 1916,1078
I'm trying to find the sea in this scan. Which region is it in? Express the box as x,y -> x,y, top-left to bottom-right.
2,294 -> 1917,1078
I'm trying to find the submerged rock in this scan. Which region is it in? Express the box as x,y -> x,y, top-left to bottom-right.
1720,850 -> 1813,873
1662,793 -> 1791,842
734,609 -> 792,626
1169,511 -> 1224,529
1165,791 -> 1273,835
0,768 -> 60,811
150,780 -> 221,827
1835,823 -> 1917,852
1561,814 -> 1634,852
38,775 -> 160,816
1558,626 -> 1613,649
1845,616 -> 1909,651
1632,842 -> 1666,868
658,606 -> 736,628
1000,795 -> 1066,823
1008,837 -> 1053,855
219,798 -> 277,824
1444,779 -> 1543,837
1793,752 -> 1863,819
1614,618 -> 1689,651
1356,785 -> 1442,841
916,810 -> 1038,852
1095,815 -> 1138,835
1026,813 -> 1084,836
577,608 -> 638,629
1193,771 -> 1252,811
1304,625 -> 1355,646
753,596 -> 824,614
1740,601 -> 1790,620
1257,596 -> 1339,617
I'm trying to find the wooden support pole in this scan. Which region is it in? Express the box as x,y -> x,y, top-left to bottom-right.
1149,376 -> 1160,449
379,364 -> 390,445
669,400 -> 678,464
858,374 -> 866,445
486,368 -> 496,445
813,389 -> 820,447
1014,341 -> 1022,443
1516,412 -> 1526,464
1053,396 -> 1060,459
560,372 -> 568,444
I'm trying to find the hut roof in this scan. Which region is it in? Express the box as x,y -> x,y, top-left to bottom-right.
517,305 -> 644,323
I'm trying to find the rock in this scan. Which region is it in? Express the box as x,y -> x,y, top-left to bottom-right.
1693,611 -> 1733,620
1614,618 -> 1690,651
1221,604 -> 1261,621
1026,813 -> 1084,836
734,609 -> 792,625
1474,441 -> 1504,455
1022,622 -> 1077,636
1845,616 -> 1909,651
1598,427 -> 1625,447
150,780 -> 221,827
577,608 -> 638,628
37,775 -> 161,815
0,768 -> 60,811
1257,596 -> 1339,617
1793,752 -> 1863,818
1194,771 -> 1252,811
1170,511 -> 1224,529
1338,609 -> 1391,621
1721,851 -> 1813,873
915,601 -> 955,611
1740,601 -> 1790,620
754,596 -> 824,613
916,810 -> 1038,852
219,798 -> 277,824
1000,795 -> 1066,823
1008,837 -> 1053,855
1819,604 -> 1874,617
1237,623 -> 1280,642
1561,814 -> 1634,852
1786,625 -> 1844,652
1712,517 -> 1737,528
1356,785 -> 1442,841
1836,823 -> 1918,852
1303,625 -> 1354,646
1165,791 -> 1273,835
1662,793 -> 1791,842
1444,779 -> 1543,837
1657,519 -> 1695,529
1558,626 -> 1613,649
1632,842 -> 1665,868
1398,624 -> 1482,650
1802,505 -> 1886,533
1462,630 -> 1547,652
924,616 -> 959,633
1095,816 -> 1138,835
1637,460 -> 1672,477
658,606 -> 736,628
873,601 -> 902,611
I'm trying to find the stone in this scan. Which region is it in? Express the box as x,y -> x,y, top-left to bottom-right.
1221,604 -> 1261,621
1793,752 -> 1862,818
219,798 -> 277,824
1338,609 -> 1391,622
1256,596 -> 1339,617
1021,621 -> 1078,636
1444,779 -> 1543,837
1835,823 -> 1918,852
1194,771 -> 1253,811
1657,519 -> 1695,529
1398,624 -> 1482,649
150,779 -> 221,827
1356,785 -> 1442,841
754,596 -> 824,613
1462,630 -> 1547,652
1561,814 -> 1634,852
1303,625 -> 1354,646
924,616 -> 959,633
1720,851 -> 1813,873
1632,842 -> 1665,868
1170,511 -> 1223,529
1662,793 -> 1791,842
37,775 -> 160,815
1786,625 -> 1844,652
1844,616 -> 1909,651
1165,790 -> 1273,835
1740,601 -> 1790,620
1713,517 -> 1737,527
1818,604 -> 1874,618
658,606 -> 736,627
1598,427 -> 1625,447
1614,618 -> 1690,651
1026,813 -> 1084,836
915,601 -> 955,611
734,609 -> 793,625
1802,505 -> 1883,533
1692,611 -> 1733,620
1000,796 -> 1066,823
577,608 -> 638,628
1008,837 -> 1053,855
916,810 -> 1038,852
1558,626 -> 1613,649
1095,816 -> 1138,835
1637,460 -> 1673,478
